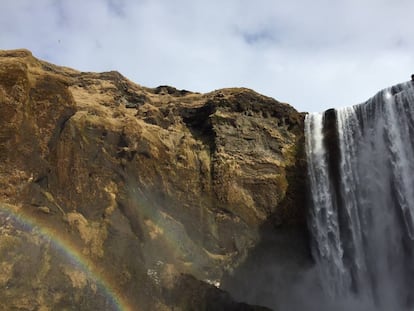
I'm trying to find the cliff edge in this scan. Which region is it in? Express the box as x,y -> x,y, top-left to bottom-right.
0,49 -> 306,310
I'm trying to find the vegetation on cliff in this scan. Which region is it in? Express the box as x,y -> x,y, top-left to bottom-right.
0,49 -> 305,310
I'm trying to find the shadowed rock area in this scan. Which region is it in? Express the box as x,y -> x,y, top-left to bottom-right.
0,49 -> 307,310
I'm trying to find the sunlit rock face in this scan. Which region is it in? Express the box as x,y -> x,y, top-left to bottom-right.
0,49 -> 305,310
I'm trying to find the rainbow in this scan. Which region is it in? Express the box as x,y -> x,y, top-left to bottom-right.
0,203 -> 135,311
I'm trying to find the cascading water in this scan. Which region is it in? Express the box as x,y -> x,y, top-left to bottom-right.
306,80 -> 414,310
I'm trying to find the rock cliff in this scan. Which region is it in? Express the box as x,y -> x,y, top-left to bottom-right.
0,49 -> 306,310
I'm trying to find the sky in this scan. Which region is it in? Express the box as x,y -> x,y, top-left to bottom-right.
1,0 -> 414,112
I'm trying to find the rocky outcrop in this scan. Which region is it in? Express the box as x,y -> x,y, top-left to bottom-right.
0,49 -> 306,310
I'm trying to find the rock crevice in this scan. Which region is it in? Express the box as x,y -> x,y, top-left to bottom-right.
0,49 -> 307,310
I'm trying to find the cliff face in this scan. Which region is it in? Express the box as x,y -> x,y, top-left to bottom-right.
0,49 -> 306,310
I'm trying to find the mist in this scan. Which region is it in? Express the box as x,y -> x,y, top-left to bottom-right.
304,81 -> 414,311
221,82 -> 414,311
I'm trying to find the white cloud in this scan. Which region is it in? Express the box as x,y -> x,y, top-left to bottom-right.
1,0 -> 414,112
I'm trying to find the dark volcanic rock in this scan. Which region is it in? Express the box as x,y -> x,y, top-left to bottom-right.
168,274 -> 272,311
0,49 -> 307,310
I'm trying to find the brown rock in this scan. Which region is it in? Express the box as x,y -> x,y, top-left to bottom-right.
0,49 -> 306,310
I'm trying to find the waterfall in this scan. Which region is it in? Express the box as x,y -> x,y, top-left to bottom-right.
306,81 -> 414,310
